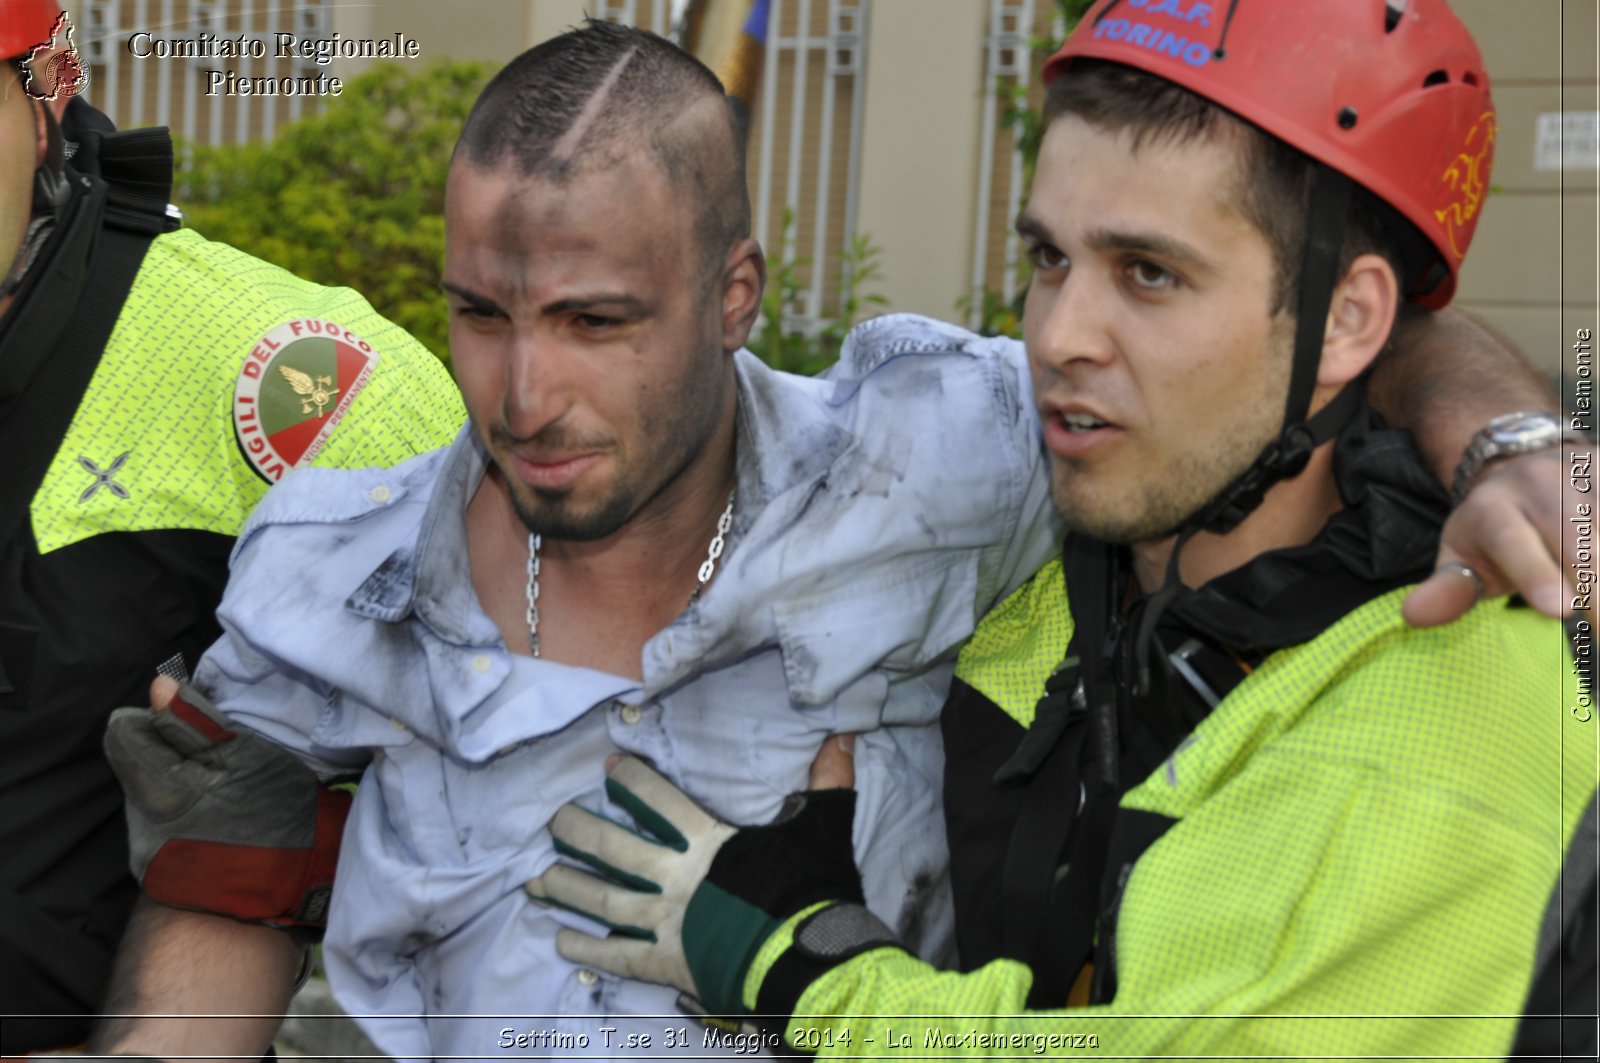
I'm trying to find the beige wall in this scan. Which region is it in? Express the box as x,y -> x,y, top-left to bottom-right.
329,1 -> 542,72
1451,0 -> 1597,381
852,0 -> 987,319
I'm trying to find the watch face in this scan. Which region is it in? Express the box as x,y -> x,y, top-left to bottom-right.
1488,411 -> 1562,445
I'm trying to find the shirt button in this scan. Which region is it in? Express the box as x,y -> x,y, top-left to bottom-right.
389,717 -> 407,732
576,968 -> 599,986
471,654 -> 492,673
368,484 -> 392,504
619,704 -> 644,726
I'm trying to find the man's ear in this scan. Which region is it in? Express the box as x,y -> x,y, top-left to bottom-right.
720,237 -> 766,353
1319,253 -> 1400,388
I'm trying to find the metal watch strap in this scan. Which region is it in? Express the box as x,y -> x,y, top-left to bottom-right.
1452,411 -> 1589,504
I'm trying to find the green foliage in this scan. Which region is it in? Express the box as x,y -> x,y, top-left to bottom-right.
746,211 -> 889,376
176,61 -> 495,364
1056,1 -> 1098,43
955,287 -> 1024,340
999,0 -> 1097,190
1057,2 -> 1099,46
822,232 -> 891,356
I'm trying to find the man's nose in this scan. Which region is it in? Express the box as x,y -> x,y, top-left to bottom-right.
1026,271 -> 1117,377
502,331 -> 574,439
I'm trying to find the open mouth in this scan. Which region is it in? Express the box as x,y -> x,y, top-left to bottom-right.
1059,411 -> 1111,433
1042,406 -> 1121,459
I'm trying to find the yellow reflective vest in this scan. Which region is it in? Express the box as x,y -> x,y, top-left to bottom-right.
754,567 -> 1594,1058
3,223 -> 463,1045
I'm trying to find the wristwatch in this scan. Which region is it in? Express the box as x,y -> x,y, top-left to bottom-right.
1452,410 -> 1590,504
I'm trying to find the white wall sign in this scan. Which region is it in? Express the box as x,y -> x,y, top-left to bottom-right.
1535,111 -> 1600,172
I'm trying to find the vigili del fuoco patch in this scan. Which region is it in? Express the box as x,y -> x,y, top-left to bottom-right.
233,319 -> 379,482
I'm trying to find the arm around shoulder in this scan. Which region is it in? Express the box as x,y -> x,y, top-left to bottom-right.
1370,308 -> 1587,626
1370,306 -> 1556,481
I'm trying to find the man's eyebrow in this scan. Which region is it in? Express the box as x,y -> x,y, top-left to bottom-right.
439,281 -> 501,313
1015,213 -> 1216,275
1014,212 -> 1052,245
1084,227 -> 1213,272
439,285 -> 654,318
541,294 -> 652,317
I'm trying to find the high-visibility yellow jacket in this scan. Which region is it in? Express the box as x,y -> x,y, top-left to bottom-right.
2,214 -> 463,1051
749,567 -> 1594,1058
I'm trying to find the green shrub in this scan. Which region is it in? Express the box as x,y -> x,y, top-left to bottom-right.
177,61 -> 495,365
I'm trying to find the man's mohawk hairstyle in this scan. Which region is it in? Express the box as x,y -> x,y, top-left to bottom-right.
456,17 -> 728,179
454,17 -> 752,282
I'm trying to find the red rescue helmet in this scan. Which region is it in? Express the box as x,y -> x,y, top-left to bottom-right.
2,0 -> 64,59
1043,0 -> 1494,309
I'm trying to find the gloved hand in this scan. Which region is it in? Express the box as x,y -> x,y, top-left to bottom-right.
526,756 -> 893,1018
103,682 -> 349,931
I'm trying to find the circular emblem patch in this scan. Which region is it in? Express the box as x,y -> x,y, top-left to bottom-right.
233,319 -> 380,483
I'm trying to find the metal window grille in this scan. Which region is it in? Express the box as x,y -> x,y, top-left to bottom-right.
761,0 -> 867,332
969,0 -> 1064,329
601,0 -> 868,336
597,0 -> 679,35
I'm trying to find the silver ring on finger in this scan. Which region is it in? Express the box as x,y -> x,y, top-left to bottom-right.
1439,561 -> 1486,602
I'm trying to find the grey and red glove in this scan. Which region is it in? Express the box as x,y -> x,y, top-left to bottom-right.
103,683 -> 349,932
526,756 -> 903,1024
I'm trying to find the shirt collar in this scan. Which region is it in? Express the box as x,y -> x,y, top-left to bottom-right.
730,349 -> 854,515
348,352 -> 858,648
346,426 -> 503,647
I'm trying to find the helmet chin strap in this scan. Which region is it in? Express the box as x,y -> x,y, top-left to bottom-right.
1195,163 -> 1359,537
1129,163 -> 1365,695
2,93 -> 71,299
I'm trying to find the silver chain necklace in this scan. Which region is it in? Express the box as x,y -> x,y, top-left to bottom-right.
525,491 -> 734,658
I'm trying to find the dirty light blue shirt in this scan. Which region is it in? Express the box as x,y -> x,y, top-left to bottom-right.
195,314 -> 1061,1060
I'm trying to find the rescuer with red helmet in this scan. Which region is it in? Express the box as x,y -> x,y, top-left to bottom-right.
525,1 -> 1596,1056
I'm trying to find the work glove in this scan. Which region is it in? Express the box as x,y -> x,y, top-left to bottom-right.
526,756 -> 901,1022
103,683 -> 349,932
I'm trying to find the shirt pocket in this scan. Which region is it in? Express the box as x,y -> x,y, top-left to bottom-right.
772,550 -> 979,719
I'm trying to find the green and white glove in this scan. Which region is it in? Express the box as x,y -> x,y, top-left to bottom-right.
526,756 -> 900,1020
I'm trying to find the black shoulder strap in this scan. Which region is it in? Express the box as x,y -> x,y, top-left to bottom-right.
0,126 -> 175,556
995,539 -> 1118,1005
1088,807 -> 1177,1003
994,538 -> 1213,1007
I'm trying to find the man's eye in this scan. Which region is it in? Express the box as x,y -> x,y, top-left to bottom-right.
576,314 -> 621,331
1027,243 -> 1068,271
1128,260 -> 1177,290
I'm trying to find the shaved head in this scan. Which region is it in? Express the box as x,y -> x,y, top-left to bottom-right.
455,18 -> 750,287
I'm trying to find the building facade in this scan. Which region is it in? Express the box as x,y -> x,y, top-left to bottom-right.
77,0 -> 1596,378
